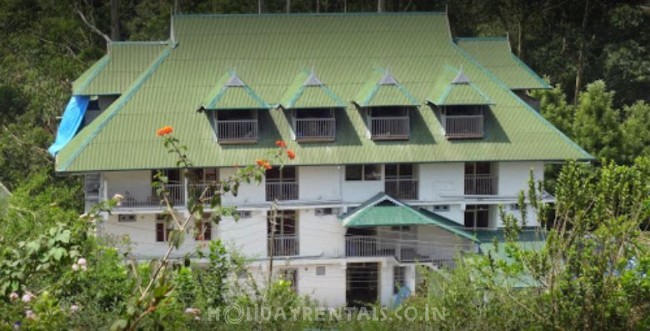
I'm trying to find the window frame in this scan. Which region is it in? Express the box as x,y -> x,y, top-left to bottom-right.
345,164 -> 382,181
464,204 -> 490,229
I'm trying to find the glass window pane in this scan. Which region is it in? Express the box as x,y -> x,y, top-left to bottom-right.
282,166 -> 296,180
464,163 -> 475,175
345,165 -> 363,181
399,164 -> 413,177
464,211 -> 474,228
364,164 -> 382,180
476,162 -> 491,175
477,210 -> 489,228
385,164 -> 398,178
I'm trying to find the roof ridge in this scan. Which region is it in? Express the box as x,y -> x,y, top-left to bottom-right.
173,12 -> 446,18
455,36 -> 509,42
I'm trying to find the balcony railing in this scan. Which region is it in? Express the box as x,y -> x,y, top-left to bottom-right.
217,120 -> 258,143
188,183 -> 220,202
295,118 -> 336,142
445,115 -> 484,139
268,235 -> 299,257
345,236 -> 450,263
370,116 -> 409,140
385,179 -> 419,200
265,181 -> 299,201
464,175 -> 498,195
116,184 -> 185,208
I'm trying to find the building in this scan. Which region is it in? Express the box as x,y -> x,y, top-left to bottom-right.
51,13 -> 591,307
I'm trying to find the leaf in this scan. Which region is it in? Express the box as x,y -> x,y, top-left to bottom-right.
56,229 -> 71,244
110,319 -> 128,331
50,247 -> 66,261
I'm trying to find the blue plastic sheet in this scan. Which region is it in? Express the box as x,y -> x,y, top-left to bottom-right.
48,95 -> 90,156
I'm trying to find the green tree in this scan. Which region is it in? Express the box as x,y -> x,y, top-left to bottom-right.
572,80 -> 623,162
621,101 -> 650,164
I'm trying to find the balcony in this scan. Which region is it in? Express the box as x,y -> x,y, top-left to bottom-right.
345,236 -> 452,264
295,118 -> 336,142
464,175 -> 498,195
116,184 -> 185,208
188,183 -> 219,202
370,116 -> 409,140
445,115 -> 484,139
217,120 -> 258,144
268,235 -> 299,257
265,182 -> 299,201
385,179 -> 418,200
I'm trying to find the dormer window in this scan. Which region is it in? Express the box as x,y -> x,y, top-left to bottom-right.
280,70 -> 344,143
441,105 -> 485,139
292,108 -> 336,142
211,110 -> 258,144
366,106 -> 410,140
428,66 -> 494,140
354,69 -> 419,141
199,70 -> 269,145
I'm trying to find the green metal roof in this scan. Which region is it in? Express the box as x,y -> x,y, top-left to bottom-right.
340,193 -> 480,242
354,68 -> 419,107
280,70 -> 346,109
456,37 -> 550,90
73,42 -> 169,95
55,13 -> 591,172
202,70 -> 269,110
428,65 -> 493,105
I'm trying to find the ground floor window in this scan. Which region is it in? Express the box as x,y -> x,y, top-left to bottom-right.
280,269 -> 298,292
464,205 -> 490,229
195,213 -> 212,241
155,214 -> 172,242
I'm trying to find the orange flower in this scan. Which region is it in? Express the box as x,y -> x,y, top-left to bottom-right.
256,159 -> 266,167
286,149 -> 296,160
156,125 -> 173,137
275,140 -> 287,148
263,162 -> 272,170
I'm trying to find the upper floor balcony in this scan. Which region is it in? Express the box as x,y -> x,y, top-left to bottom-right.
217,119 -> 258,143
116,184 -> 185,208
295,117 -> 336,142
366,106 -> 410,141
464,162 -> 497,195
265,166 -> 299,201
445,115 -> 484,139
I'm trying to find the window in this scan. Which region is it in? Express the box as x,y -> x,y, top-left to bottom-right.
195,213 -> 212,241
385,164 -> 418,199
155,214 -> 172,242
280,269 -> 298,292
267,210 -> 299,256
432,205 -> 450,212
236,210 -> 253,219
316,266 -> 326,276
390,226 -> 412,232
393,266 -> 406,294
118,214 -> 136,222
465,162 -> 491,176
315,208 -> 340,216
345,164 -> 381,181
464,205 -> 490,229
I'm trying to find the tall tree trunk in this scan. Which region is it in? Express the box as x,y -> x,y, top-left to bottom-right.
378,0 -> 385,12
258,0 -> 266,14
286,0 -> 291,13
110,0 -> 119,41
574,0 -> 591,105
316,0 -> 320,13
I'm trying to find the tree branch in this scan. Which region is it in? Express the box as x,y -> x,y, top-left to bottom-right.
76,9 -> 111,44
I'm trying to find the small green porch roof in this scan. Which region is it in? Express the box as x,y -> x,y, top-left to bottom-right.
428,66 -> 493,106
339,193 -> 480,242
201,70 -> 269,110
280,70 -> 346,109
353,69 -> 419,107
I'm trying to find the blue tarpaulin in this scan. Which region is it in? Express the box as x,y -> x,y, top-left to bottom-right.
48,96 -> 90,156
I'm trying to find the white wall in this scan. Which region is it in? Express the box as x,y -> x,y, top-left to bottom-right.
341,167 -> 384,203
102,212 -> 198,258
418,163 -> 464,200
219,211 -> 268,258
497,162 -> 544,196
299,209 -> 346,258
298,166 -> 341,201
103,171 -> 152,202
298,264 -> 346,307
220,168 -> 266,205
